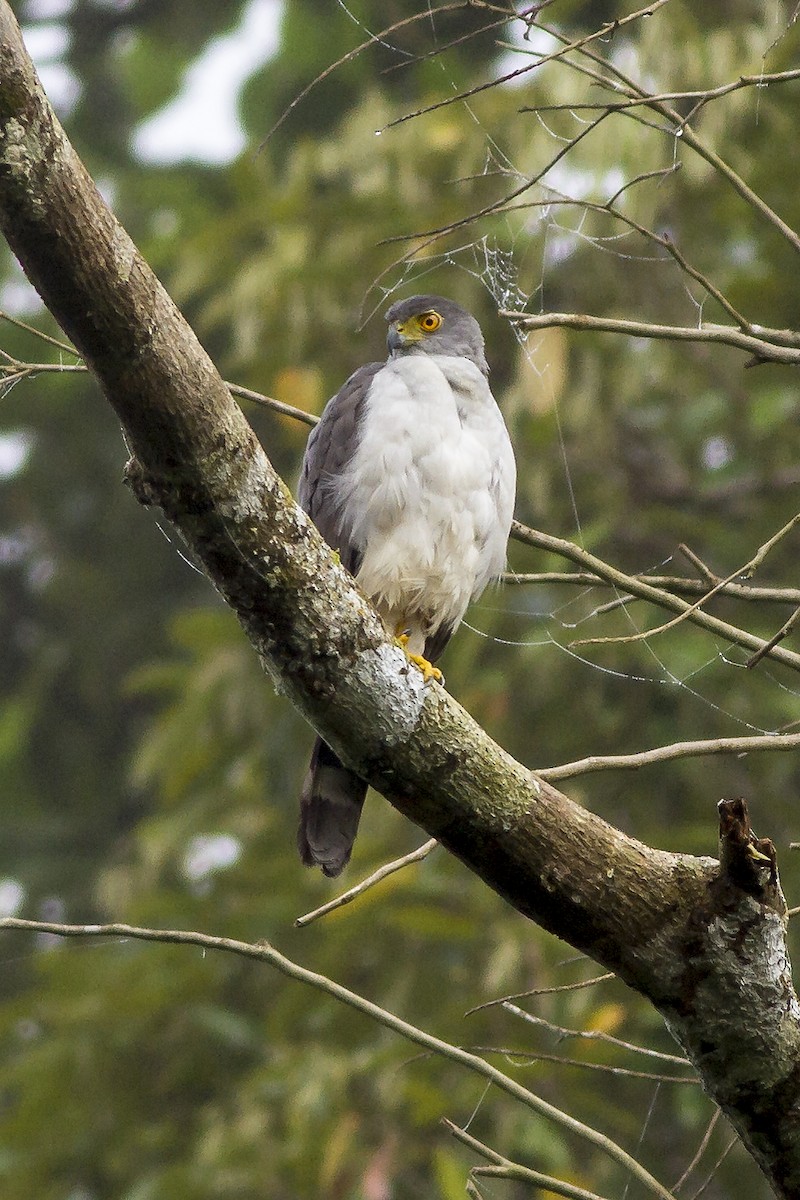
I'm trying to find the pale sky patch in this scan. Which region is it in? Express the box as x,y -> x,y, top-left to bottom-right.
134,0 -> 282,165
0,432 -> 34,480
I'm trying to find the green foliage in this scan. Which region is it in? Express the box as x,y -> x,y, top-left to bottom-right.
3,0 -> 800,1195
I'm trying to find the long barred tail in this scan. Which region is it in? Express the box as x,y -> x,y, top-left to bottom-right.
297,737 -> 368,877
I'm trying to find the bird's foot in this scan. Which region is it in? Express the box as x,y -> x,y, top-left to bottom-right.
407,651 -> 443,684
396,632 -> 443,684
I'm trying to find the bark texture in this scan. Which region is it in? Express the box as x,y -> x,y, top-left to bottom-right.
1,7 -> 799,1193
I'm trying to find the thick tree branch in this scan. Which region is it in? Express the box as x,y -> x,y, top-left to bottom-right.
2,7 -> 800,1194
0,3 -> 711,989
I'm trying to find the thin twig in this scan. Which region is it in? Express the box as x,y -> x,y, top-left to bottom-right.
383,1 -> 671,130
228,382 -> 317,426
0,308 -> 78,354
0,917 -> 676,1200
295,838 -> 438,927
746,605 -> 800,669
382,110 -> 613,245
258,3 -> 479,146
685,1134 -> 738,1200
468,1045 -> 697,1085
516,69 -> 800,115
538,19 -> 800,256
510,522 -> 800,672
672,1108 -> 722,1192
678,544 -> 718,585
491,192 -> 753,334
381,3 -> 545,76
605,163 -> 680,208
0,357 -> 318,427
501,310 -> 800,365
502,1004 -> 690,1066
382,10 -> 800,267
536,733 -> 800,783
443,1119 -> 614,1200
537,192 -> 752,333
497,18 -> 800,279
1,361 -> 86,378
569,516 -> 800,650
466,972 -> 615,1015
746,511 -> 800,573
502,571 -> 800,605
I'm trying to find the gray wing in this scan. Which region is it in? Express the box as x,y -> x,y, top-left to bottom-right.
298,362 -> 383,575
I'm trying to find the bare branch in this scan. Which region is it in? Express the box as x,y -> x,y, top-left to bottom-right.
747,606 -> 800,669
503,571 -> 800,606
0,356 -> 318,427
747,512 -> 800,573
517,69 -> 800,116
511,522 -> 800,672
469,1045 -> 697,1085
382,0 -> 671,131
501,310 -> 800,365
685,1135 -> 739,1200
570,514 -> 800,650
486,192 -> 751,332
536,733 -> 800,783
501,1005 -> 691,1066
0,917 -> 677,1200
552,26 -> 800,256
295,837 -> 438,927
672,1109 -> 722,1192
679,543 -> 719,585
385,11 -> 800,262
443,1118 -> 615,1200
258,2 -> 481,146
382,110 -> 613,245
381,2 -> 546,76
0,306 -> 78,354
466,973 -> 616,1015
227,382 -> 317,426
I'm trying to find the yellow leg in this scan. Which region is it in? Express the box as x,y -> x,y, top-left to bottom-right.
395,630 -> 443,684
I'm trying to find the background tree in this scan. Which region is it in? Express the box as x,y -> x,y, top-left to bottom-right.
2,1 -> 800,1197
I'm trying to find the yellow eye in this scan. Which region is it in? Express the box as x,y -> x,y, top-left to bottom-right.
418,311 -> 442,332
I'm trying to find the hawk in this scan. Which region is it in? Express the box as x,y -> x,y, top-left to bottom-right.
297,295 -> 516,875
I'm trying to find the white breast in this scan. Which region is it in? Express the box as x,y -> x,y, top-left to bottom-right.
338,354 -> 515,651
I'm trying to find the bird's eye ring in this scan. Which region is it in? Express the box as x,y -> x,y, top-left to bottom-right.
419,311 -> 442,332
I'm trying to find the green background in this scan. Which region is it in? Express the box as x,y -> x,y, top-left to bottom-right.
1,2 -> 799,1196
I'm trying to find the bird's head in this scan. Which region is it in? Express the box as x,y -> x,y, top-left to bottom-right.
384,295 -> 489,375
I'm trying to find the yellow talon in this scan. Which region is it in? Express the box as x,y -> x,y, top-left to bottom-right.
395,632 -> 443,684
407,651 -> 443,684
